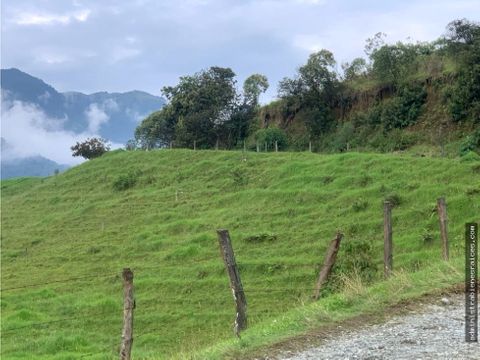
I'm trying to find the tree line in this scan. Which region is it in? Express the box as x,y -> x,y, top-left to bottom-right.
88,18 -> 479,156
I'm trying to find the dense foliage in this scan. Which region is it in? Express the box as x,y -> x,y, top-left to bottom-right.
134,67 -> 269,150
134,19 -> 480,155
70,138 -> 110,159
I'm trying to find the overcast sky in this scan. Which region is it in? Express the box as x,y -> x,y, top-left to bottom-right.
2,0 -> 480,102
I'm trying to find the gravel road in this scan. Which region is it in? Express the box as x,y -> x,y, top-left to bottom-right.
278,294 -> 479,360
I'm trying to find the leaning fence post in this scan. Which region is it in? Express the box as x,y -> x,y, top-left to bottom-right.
313,232 -> 343,300
120,268 -> 135,360
216,229 -> 247,337
437,197 -> 449,261
384,201 -> 393,278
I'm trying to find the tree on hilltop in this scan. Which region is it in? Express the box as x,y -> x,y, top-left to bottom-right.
71,138 -> 110,159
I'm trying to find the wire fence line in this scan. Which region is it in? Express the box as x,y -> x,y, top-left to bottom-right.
2,258 -> 320,292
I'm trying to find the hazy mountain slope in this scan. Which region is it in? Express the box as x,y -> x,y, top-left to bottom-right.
1,68 -> 165,143
1,156 -> 69,179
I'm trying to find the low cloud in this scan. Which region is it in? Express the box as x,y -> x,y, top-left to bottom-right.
1,99 -> 121,165
85,103 -> 109,133
13,9 -> 91,26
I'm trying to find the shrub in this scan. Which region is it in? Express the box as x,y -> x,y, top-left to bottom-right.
254,127 -> 288,150
384,193 -> 402,207
71,138 -> 110,159
459,128 -> 480,156
113,171 -> 140,191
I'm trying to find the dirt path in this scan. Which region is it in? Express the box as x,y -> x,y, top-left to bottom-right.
276,294 -> 478,360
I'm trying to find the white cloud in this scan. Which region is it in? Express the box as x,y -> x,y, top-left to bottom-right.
293,34 -> 325,53
35,52 -> 71,65
1,100 -> 120,165
13,9 -> 91,26
85,103 -> 109,133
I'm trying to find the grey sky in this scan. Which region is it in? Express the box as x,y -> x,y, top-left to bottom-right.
2,0 -> 480,102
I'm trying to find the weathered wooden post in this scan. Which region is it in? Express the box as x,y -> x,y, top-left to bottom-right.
169,141 -> 173,149
193,140 -> 197,151
313,232 -> 343,300
384,201 -> 393,278
437,197 -> 449,261
120,268 -> 135,360
243,140 -> 246,153
256,141 -> 259,153
309,141 -> 312,152
215,139 -> 219,151
264,142 -> 267,152
275,141 -> 278,152
217,229 -> 247,337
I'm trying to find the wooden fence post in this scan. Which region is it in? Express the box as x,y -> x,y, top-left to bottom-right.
437,197 -> 449,261
256,141 -> 259,153
313,232 -> 343,300
243,140 -> 246,153
193,140 -> 196,151
215,139 -> 219,151
120,268 -> 135,360
384,201 -> 393,278
309,141 -> 312,152
216,229 -> 247,337
169,141 -> 173,149
264,142 -> 267,152
275,141 -> 278,152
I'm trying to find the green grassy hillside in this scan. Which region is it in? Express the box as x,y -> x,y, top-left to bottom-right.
1,149 -> 479,359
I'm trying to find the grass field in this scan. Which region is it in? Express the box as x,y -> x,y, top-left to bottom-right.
1,149 -> 479,359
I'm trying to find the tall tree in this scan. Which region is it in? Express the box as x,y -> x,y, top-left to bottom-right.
243,74 -> 269,107
278,50 -> 338,136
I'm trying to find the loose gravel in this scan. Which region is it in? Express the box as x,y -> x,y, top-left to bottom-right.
278,295 -> 479,360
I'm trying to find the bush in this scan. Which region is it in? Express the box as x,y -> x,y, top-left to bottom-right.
384,193 -> 402,207
71,138 -> 110,160
459,128 -> 480,156
113,171 -> 140,191
332,122 -> 355,152
254,127 -> 288,150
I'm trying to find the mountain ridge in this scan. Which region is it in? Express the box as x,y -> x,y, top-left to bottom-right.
1,68 -> 166,143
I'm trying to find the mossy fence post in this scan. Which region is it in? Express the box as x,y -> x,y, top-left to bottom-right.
384,201 -> 393,278
437,197 -> 449,261
120,268 -> 135,360
216,229 -> 247,337
313,232 -> 343,300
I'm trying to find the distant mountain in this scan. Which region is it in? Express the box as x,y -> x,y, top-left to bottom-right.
1,68 -> 165,143
1,156 -> 69,179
